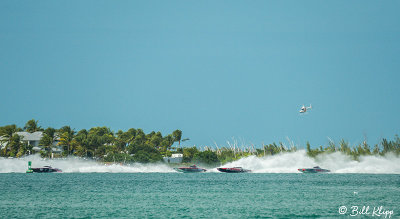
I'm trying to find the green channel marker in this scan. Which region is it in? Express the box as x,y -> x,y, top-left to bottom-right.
26,161 -> 33,173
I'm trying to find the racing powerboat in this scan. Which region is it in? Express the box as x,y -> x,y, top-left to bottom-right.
26,161 -> 62,173
174,165 -> 206,173
30,166 -> 62,173
298,166 -> 330,173
217,167 -> 251,173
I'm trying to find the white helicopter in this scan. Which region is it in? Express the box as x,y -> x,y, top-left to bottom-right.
299,104 -> 312,113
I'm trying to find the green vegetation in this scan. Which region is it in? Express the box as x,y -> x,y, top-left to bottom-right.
305,137 -> 400,160
24,119 -> 43,133
1,119 -> 400,164
0,119 -> 183,163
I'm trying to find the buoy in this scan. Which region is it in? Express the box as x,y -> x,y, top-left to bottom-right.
26,161 -> 33,173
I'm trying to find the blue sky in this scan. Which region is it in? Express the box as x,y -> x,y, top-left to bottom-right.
1,1 -> 399,148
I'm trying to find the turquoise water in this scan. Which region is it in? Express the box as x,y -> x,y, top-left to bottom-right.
1,173 -> 399,218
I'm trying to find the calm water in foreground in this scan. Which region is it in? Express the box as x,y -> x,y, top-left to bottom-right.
1,173 -> 399,218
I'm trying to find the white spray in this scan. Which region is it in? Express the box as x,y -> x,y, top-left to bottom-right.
0,155 -> 175,173
212,150 -> 400,174
1,151 -> 399,174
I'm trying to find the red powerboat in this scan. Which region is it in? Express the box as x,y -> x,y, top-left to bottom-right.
298,166 -> 330,173
217,167 -> 251,173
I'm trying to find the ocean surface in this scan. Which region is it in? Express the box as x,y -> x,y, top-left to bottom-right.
1,173 -> 399,218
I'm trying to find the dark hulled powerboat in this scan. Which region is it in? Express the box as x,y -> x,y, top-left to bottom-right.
217,167 -> 251,173
30,166 -> 62,173
174,165 -> 207,173
298,166 -> 330,173
26,161 -> 62,173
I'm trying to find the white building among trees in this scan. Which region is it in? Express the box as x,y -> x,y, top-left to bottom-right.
15,131 -> 61,154
163,153 -> 183,163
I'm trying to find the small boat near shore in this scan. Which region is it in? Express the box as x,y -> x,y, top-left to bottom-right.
217,167 -> 251,173
298,166 -> 330,173
174,165 -> 206,173
26,161 -> 62,173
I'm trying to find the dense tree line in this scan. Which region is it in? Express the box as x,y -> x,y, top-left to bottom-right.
1,119 -> 400,164
0,119 -> 183,163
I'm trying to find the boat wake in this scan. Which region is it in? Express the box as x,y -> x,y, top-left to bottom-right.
1,151 -> 399,174
0,155 -> 175,173
214,150 -> 400,174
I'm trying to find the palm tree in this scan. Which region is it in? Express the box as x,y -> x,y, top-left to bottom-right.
57,126 -> 75,156
0,125 -> 17,156
172,130 -> 182,146
24,119 -> 43,133
74,129 -> 89,157
39,128 -> 56,158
